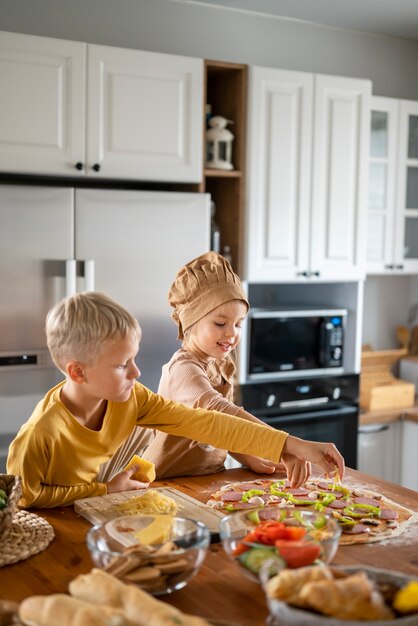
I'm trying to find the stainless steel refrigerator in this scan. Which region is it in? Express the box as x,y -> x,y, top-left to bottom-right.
0,185 -> 210,470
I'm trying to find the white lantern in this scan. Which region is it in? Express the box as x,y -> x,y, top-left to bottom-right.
206,116 -> 234,170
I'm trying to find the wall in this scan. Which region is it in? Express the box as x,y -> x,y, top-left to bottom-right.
362,276 -> 414,350
0,0 -> 417,99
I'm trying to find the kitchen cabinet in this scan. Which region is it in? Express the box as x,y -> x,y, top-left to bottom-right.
0,31 -> 203,182
367,96 -> 418,274
357,421 -> 401,483
400,419 -> 418,490
245,66 -> 370,282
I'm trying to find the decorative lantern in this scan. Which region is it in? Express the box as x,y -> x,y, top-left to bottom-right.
206,116 -> 234,170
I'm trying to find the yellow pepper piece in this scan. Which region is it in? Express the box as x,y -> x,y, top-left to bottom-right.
393,581 -> 418,614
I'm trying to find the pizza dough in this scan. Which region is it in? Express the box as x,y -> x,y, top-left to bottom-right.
207,478 -> 418,545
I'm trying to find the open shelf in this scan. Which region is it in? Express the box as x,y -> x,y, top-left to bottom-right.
201,59 -> 248,274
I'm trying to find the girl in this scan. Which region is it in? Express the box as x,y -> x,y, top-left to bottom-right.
142,252 -> 344,485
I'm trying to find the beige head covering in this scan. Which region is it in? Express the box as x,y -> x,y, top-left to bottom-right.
169,251 -> 249,339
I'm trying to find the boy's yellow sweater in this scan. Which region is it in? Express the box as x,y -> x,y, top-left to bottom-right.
7,381 -> 288,508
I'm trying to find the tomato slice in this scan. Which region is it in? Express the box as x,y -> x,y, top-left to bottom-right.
274,539 -> 322,568
254,521 -> 307,544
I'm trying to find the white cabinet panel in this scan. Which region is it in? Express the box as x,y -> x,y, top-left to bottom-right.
358,421 -> 401,484
0,31 -> 86,175
312,75 -> 370,281
87,45 -> 203,181
0,31 -> 203,182
246,66 -> 370,283
400,420 -> 418,490
367,97 -> 418,275
246,67 -> 313,282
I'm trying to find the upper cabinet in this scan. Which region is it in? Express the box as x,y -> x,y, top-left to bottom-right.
367,96 -> 418,274
245,66 -> 371,283
0,31 -> 203,182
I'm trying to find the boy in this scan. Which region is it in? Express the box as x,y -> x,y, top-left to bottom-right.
7,292 -> 344,508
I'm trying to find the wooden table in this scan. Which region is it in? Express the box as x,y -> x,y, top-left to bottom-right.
1,467 -> 417,626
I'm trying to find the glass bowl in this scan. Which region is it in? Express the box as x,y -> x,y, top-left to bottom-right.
219,507 -> 341,582
86,514 -> 210,595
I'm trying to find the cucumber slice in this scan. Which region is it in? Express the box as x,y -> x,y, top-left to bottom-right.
238,546 -> 276,574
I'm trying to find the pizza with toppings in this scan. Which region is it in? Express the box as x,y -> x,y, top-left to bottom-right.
206,478 -> 418,545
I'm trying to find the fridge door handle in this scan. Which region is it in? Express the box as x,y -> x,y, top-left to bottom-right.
84,259 -> 95,291
65,259 -> 77,297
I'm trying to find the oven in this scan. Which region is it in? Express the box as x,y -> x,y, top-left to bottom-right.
237,374 -> 359,469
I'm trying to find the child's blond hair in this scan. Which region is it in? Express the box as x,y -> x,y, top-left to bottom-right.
46,291 -> 141,371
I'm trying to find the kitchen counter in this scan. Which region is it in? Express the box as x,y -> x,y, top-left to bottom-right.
360,397 -> 418,425
0,467 -> 417,626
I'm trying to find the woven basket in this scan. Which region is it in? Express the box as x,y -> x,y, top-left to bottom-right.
0,474 -> 22,539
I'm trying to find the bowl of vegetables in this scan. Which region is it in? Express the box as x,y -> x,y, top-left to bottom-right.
219,507 -> 341,581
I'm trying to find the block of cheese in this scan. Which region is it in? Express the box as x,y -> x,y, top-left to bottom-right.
124,455 -> 156,483
133,514 -> 173,545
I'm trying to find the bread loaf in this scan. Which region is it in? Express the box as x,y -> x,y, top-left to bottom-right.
69,569 -> 211,626
19,593 -> 133,626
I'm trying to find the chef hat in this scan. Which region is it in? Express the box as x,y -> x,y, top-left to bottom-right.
169,251 -> 249,339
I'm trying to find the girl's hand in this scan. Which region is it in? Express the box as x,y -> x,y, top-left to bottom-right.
231,452 -> 286,474
106,466 -> 149,494
281,454 -> 312,488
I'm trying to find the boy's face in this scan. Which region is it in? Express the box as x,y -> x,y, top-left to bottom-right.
81,332 -> 141,403
190,300 -> 247,361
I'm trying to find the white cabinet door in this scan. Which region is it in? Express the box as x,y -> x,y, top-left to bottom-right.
366,97 -> 399,274
357,421 -> 401,484
400,420 -> 418,490
394,100 -> 418,273
87,45 -> 203,182
311,75 -> 370,281
246,67 -> 370,283
0,31 -> 86,175
245,67 -> 313,282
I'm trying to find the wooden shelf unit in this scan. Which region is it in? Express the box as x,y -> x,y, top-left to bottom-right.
199,60 -> 248,274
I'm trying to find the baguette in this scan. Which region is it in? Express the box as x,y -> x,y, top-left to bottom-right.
19,593 -> 133,626
69,569 -> 211,626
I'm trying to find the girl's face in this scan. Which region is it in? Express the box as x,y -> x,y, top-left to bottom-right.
187,300 -> 248,361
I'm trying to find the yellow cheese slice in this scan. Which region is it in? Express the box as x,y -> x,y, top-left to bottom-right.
133,514 -> 173,545
124,455 -> 156,483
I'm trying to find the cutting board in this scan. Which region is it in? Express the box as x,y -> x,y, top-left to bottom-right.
74,487 -> 224,534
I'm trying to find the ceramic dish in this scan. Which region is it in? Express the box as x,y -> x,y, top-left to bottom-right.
261,564 -> 418,626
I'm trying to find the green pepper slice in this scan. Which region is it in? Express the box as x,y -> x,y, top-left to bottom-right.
343,503 -> 381,518
242,488 -> 265,502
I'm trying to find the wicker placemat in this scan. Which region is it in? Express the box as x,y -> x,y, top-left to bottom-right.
0,510 -> 55,567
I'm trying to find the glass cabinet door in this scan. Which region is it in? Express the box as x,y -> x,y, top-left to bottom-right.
366,97 -> 398,273
395,100 -> 418,271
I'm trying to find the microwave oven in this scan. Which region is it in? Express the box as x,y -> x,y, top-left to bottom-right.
242,308 -> 347,382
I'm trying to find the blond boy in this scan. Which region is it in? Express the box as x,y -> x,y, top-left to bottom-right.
7,292 -> 344,508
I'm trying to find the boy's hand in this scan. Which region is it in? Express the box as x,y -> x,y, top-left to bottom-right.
283,436 -> 345,483
106,465 -> 150,494
230,452 -> 285,474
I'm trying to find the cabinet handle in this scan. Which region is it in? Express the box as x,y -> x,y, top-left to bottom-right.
65,259 -> 77,298
385,264 -> 394,269
395,264 -> 404,270
311,271 -> 320,277
84,259 -> 95,291
92,163 -> 101,172
297,270 -> 311,277
358,425 -> 389,434
75,162 -> 84,171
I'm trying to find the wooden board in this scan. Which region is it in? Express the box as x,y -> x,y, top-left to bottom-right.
74,487 -> 225,534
